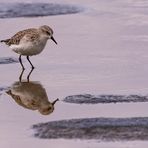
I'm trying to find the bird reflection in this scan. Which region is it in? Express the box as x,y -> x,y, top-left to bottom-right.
6,69 -> 59,115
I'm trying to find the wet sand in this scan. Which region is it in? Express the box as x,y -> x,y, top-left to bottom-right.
33,117 -> 148,140
0,0 -> 148,148
63,94 -> 148,104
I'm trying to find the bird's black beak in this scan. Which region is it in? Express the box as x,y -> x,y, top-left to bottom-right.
51,36 -> 57,45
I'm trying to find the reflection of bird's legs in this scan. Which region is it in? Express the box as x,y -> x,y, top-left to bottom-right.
19,65 -> 34,82
27,68 -> 34,82
19,68 -> 25,82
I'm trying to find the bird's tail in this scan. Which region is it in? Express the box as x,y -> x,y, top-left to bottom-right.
0,39 -> 10,45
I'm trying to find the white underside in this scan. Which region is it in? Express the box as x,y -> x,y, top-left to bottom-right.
10,35 -> 48,56
10,42 -> 45,56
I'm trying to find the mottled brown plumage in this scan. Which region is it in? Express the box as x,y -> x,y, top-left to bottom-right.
1,28 -> 40,46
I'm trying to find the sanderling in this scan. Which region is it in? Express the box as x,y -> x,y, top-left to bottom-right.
1,25 -> 57,69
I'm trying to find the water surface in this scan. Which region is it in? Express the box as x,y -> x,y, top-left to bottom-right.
0,0 -> 148,148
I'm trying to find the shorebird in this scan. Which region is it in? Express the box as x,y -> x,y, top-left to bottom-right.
1,25 -> 57,69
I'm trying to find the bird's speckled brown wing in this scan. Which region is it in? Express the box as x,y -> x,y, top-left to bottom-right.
5,28 -> 39,46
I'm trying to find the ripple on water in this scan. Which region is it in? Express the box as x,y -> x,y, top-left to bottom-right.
32,117 -> 148,141
0,3 -> 83,18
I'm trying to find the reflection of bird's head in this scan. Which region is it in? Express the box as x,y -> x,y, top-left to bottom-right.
6,80 -> 59,116
38,98 -> 59,115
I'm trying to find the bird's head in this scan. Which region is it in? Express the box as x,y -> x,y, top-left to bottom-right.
39,25 -> 57,44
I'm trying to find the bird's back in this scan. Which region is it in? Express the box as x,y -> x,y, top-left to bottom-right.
1,28 -> 38,46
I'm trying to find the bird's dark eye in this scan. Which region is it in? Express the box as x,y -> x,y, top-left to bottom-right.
46,31 -> 50,35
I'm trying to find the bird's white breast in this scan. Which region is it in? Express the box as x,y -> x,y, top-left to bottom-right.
10,34 -> 48,56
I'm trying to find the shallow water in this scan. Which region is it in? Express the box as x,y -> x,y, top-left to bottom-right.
0,0 -> 148,148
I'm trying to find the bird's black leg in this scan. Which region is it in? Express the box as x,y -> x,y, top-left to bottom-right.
19,55 -> 25,70
26,56 -> 34,69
